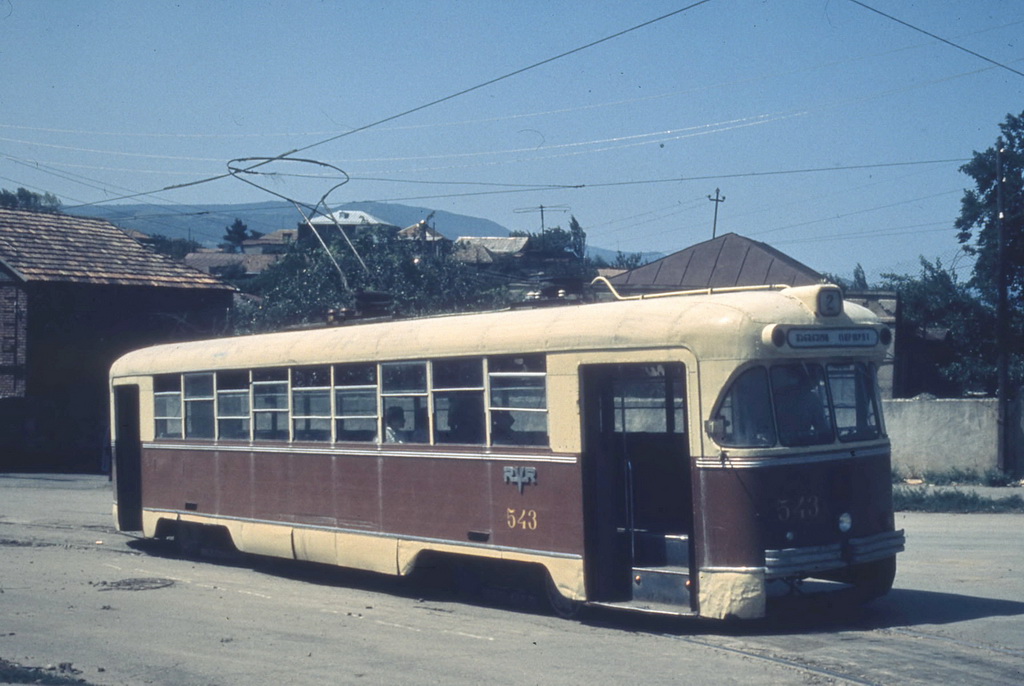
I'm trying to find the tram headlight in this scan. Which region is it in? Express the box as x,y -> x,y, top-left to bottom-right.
762,324 -> 786,347
838,512 -> 853,533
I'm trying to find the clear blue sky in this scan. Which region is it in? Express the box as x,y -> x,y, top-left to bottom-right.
2,1 -> 1022,282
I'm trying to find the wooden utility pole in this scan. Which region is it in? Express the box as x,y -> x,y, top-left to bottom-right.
708,188 -> 726,238
514,204 -> 569,232
995,140 -> 1011,473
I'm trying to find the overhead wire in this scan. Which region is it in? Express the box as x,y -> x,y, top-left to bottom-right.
847,0 -> 1024,78
62,1 -> 713,209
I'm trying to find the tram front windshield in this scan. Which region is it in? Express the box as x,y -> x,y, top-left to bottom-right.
713,362 -> 882,448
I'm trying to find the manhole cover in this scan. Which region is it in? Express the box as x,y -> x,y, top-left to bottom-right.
96,578 -> 176,591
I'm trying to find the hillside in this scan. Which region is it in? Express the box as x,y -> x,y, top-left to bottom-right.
70,201 -> 512,247
70,200 -> 648,264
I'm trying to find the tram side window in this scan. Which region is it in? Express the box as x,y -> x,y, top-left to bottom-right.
253,369 -> 289,441
216,371 -> 250,440
292,366 -> 331,442
827,362 -> 882,442
154,374 -> 182,439
433,358 -> 485,445
489,354 -> 547,446
183,373 -> 215,439
381,362 -> 429,443
771,364 -> 834,446
335,363 -> 378,442
713,367 -> 776,448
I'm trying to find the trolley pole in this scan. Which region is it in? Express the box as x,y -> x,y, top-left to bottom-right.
708,188 -> 726,238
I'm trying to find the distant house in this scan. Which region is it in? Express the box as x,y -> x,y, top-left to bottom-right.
303,210 -> 401,243
184,251 -> 281,278
398,220 -> 448,243
453,236 -> 530,265
185,228 -> 296,278
241,228 -> 296,255
0,208 -> 235,472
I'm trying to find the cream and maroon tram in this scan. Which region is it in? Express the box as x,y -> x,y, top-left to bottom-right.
110,283 -> 903,618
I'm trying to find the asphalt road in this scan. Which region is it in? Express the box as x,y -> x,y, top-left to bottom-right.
1,474 -> 1022,686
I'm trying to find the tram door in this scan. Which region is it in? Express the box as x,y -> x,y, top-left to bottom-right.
113,385 -> 143,532
581,363 -> 693,606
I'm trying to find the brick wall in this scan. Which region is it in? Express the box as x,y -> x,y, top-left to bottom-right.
0,283 -> 27,398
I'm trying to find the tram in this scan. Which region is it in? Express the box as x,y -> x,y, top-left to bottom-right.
109,282 -> 903,618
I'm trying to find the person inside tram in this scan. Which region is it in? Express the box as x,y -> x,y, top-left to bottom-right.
773,365 -> 831,445
491,410 -> 518,444
384,405 -> 406,443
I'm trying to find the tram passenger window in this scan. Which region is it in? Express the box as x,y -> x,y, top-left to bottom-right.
433,358 -> 485,445
712,367 -> 775,448
154,374 -> 182,439
292,366 -> 331,442
382,362 -> 428,443
216,371 -> 250,440
489,355 -> 547,446
435,392 -> 485,444
382,362 -> 427,393
335,363 -> 377,442
183,373 -> 215,439
771,364 -> 834,446
827,362 -> 882,442
253,369 -> 289,441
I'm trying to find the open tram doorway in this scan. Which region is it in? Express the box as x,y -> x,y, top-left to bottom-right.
581,363 -> 694,609
113,385 -> 143,532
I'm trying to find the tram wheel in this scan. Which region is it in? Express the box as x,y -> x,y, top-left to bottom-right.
174,521 -> 204,558
850,556 -> 896,602
819,556 -> 896,603
545,573 -> 582,619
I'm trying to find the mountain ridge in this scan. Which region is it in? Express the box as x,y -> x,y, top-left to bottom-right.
70,200 -> 652,263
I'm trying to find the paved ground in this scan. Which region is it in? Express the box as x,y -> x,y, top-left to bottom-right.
1,474 -> 1022,686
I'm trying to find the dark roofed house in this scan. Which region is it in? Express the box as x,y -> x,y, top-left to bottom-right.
0,208 -> 235,472
606,232 -> 907,398
607,233 -> 823,295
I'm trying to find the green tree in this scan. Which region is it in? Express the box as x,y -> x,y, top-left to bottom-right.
219,218 -> 263,253
956,111 -> 1024,303
953,111 -> 1024,393
0,187 -> 61,213
231,232 -> 509,333
824,263 -> 871,291
880,258 -> 998,394
510,215 -> 594,282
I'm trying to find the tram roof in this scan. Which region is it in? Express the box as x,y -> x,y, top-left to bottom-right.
110,285 -> 881,378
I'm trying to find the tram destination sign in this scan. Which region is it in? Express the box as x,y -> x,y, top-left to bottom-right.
787,327 -> 879,348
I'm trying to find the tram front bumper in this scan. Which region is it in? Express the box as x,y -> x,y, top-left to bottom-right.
764,529 -> 906,579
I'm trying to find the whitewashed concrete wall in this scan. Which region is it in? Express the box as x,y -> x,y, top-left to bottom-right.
883,397 -> 1012,476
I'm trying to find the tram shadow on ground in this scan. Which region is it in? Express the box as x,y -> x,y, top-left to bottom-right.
583,587 -> 1024,638
126,538 -> 1024,633
126,537 -> 553,617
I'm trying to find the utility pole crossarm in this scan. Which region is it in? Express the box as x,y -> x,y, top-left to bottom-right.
707,188 -> 726,239
514,204 -> 569,232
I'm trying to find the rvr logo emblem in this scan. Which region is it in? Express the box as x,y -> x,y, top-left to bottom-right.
503,466 -> 537,494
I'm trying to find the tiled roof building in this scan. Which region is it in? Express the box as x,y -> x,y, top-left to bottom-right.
0,208 -> 232,289
0,208 -> 234,471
